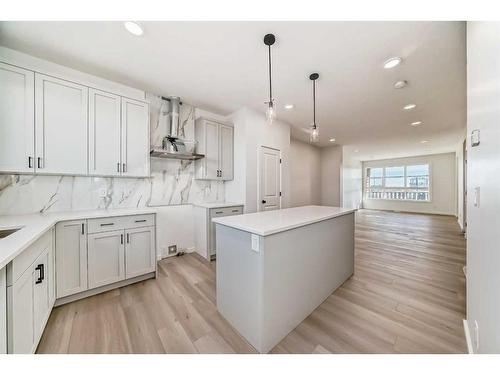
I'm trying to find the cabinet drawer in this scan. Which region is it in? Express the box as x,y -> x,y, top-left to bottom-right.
7,230 -> 52,286
210,206 -> 243,217
87,216 -> 126,233
123,214 -> 155,229
87,214 -> 155,234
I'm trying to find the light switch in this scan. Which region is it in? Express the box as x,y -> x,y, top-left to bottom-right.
251,234 -> 260,252
474,187 -> 480,208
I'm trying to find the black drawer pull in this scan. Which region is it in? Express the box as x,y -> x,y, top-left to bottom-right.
35,264 -> 44,284
215,211 -> 223,214
232,209 -> 239,212
100,223 -> 114,226
134,219 -> 147,223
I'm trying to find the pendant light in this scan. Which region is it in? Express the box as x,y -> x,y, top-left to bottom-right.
263,33 -> 276,124
309,73 -> 320,143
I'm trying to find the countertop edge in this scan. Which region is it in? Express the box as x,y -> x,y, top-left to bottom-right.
213,208 -> 356,236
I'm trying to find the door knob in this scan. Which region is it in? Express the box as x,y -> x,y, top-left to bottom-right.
262,200 -> 266,204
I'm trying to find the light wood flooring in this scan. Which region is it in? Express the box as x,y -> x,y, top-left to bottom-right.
37,209 -> 467,354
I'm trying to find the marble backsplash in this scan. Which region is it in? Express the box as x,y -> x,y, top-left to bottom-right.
0,95 -> 224,216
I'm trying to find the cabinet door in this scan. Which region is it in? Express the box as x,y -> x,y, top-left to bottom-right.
87,230 -> 125,289
0,63 -> 35,174
204,120 -> 220,180
32,249 -> 50,343
219,124 -> 233,181
9,269 -> 34,353
89,89 -> 121,176
125,227 -> 156,279
55,220 -> 88,298
35,73 -> 88,175
121,97 -> 149,177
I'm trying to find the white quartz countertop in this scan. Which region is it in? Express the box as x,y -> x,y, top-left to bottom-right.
193,202 -> 244,209
212,205 -> 356,236
0,207 -> 157,269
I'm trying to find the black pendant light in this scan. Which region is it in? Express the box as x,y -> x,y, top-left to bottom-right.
309,73 -> 320,142
263,33 -> 276,124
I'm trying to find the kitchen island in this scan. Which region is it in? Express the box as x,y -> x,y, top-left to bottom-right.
213,205 -> 356,353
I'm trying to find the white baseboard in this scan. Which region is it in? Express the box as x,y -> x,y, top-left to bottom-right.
463,319 -> 474,354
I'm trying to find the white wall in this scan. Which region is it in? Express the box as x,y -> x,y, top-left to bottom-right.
465,21 -> 500,353
320,146 -> 342,206
362,153 -> 457,215
341,147 -> 363,209
289,139 -> 321,207
226,107 -> 291,213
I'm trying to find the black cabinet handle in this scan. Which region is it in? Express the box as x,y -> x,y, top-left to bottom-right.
134,219 -> 146,223
232,209 -> 239,212
28,156 -> 33,169
120,234 -> 124,244
261,200 -> 266,204
37,157 -> 42,169
81,223 -> 85,235
35,264 -> 44,284
126,233 -> 130,243
215,211 -> 223,214
100,223 -> 114,226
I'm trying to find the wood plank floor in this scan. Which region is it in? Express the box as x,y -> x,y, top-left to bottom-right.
37,209 -> 467,354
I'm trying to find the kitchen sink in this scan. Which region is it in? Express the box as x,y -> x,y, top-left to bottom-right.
0,228 -> 22,239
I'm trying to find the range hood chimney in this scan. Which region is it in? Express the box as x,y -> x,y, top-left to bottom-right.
150,96 -> 205,161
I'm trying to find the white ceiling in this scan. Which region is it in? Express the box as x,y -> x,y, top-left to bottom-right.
0,21 -> 466,160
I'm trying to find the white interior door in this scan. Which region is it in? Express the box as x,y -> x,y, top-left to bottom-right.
35,73 -> 88,175
89,89 -> 121,176
0,63 -> 34,174
259,146 -> 281,211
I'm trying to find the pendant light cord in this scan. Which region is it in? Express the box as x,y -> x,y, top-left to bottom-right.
313,78 -> 316,128
268,45 -> 273,103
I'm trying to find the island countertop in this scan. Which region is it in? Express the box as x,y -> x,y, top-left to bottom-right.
212,205 -> 356,236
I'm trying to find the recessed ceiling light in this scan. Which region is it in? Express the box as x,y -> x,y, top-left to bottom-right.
354,149 -> 359,153
329,138 -> 336,142
124,21 -> 144,36
284,104 -> 294,110
403,103 -> 417,110
411,121 -> 422,126
383,57 -> 402,69
393,80 -> 408,89
420,140 -> 429,144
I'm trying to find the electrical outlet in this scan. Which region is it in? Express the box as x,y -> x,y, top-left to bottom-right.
474,320 -> 480,351
98,187 -> 107,198
168,245 -> 177,255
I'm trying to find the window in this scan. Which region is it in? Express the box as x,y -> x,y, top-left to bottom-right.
365,164 -> 430,201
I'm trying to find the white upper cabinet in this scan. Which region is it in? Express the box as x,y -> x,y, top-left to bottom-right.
0,63 -> 35,174
195,117 -> 234,181
219,124 -> 234,181
88,89 -> 122,176
121,97 -> 150,178
35,73 -> 88,175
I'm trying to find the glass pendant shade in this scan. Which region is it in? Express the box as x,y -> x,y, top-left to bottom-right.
266,100 -> 276,124
310,126 -> 319,143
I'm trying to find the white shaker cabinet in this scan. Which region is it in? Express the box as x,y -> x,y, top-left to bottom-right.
35,73 -> 88,175
0,62 -> 35,174
195,117 -> 234,181
87,229 -> 125,289
55,220 -> 88,298
7,230 -> 54,354
88,89 -> 122,176
121,97 -> 150,178
124,227 -> 156,278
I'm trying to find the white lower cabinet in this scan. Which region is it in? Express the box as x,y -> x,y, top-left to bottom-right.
55,220 -> 88,298
125,227 -> 156,278
87,229 -> 125,289
194,205 -> 243,260
7,230 -> 54,354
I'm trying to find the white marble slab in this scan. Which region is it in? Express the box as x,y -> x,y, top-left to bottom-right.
0,207 -> 157,269
212,205 -> 357,236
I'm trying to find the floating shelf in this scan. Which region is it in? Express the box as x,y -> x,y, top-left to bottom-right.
150,148 -> 205,160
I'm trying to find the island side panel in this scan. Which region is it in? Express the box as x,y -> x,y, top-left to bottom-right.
260,212 -> 355,353
215,224 -> 263,351
0,267 -> 6,354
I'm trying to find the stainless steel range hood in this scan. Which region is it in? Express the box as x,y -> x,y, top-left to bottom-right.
150,96 -> 204,160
